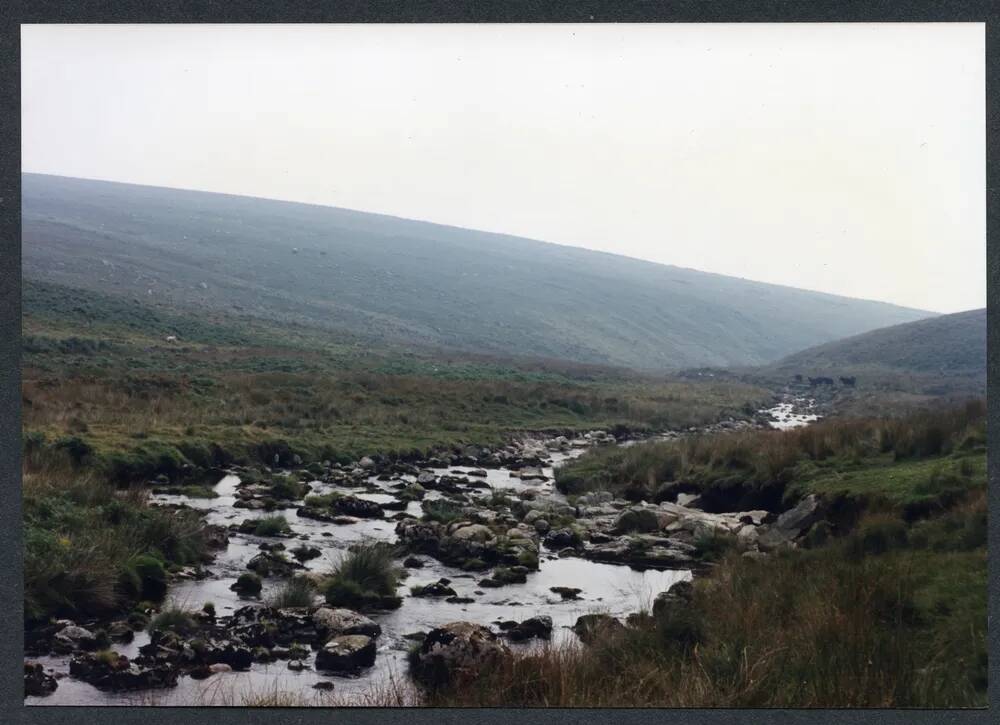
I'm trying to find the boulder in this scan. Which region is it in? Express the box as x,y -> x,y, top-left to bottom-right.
653,580 -> 694,616
52,625 -> 98,654
230,572 -> 263,595
314,634 -> 376,673
312,607 -> 382,641
450,524 -> 496,543
613,508 -> 661,534
409,622 -> 509,688
572,614 -> 625,644
411,580 -> 459,598
543,528 -> 582,550
24,662 -> 57,697
504,615 -> 553,642
549,586 -> 582,600
773,495 -> 822,537
478,566 -> 529,588
69,652 -> 178,691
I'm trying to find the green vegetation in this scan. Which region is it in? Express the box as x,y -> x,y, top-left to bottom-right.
179,485 -> 218,499
269,475 -> 307,501
324,542 -> 403,612
266,576 -> 316,608
426,484 -> 987,708
23,457 -> 211,623
248,516 -> 291,537
23,279 -> 768,484
420,499 -> 466,524
148,606 -> 199,636
556,400 -> 986,512
766,307 -> 985,383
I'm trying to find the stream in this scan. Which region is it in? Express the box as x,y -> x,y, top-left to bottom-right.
26,396 -> 818,706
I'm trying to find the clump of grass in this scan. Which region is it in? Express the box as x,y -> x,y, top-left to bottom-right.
93,649 -> 122,666
148,605 -> 199,636
692,529 -> 738,561
844,513 -> 909,560
266,576 -> 316,608
250,515 -> 291,537
421,499 -> 465,524
303,493 -> 340,508
270,475 -> 307,501
179,485 -> 217,499
324,542 -> 402,611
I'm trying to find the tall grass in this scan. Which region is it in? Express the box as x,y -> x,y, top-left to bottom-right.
265,576 -> 316,608
556,399 -> 986,506
23,457 -> 210,622
324,542 -> 402,611
426,498 -> 987,707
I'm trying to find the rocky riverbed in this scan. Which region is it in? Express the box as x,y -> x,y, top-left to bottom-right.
25,400 -> 822,706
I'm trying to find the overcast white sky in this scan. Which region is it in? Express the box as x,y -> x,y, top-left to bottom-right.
22,23 -> 985,313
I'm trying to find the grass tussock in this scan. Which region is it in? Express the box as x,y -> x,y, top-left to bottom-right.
249,516 -> 291,537
148,605 -> 199,636
265,576 -> 316,609
324,542 -> 402,612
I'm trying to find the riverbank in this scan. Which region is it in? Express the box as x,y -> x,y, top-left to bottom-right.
23,402 -> 795,705
423,400 -> 988,708
24,399 -> 986,706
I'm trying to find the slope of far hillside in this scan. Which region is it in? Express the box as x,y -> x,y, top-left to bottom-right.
771,308 -> 986,376
22,173 -> 934,371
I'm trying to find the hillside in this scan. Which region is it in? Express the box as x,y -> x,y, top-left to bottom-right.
772,308 -> 986,376
22,173 -> 933,371
753,308 -> 986,409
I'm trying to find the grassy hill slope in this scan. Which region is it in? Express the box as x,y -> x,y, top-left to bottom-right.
22,173 -> 933,371
773,308 -> 986,375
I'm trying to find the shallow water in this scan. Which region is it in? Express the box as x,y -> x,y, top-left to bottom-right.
27,444 -> 691,706
764,398 -> 820,430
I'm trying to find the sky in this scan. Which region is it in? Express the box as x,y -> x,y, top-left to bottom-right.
21,23 -> 985,313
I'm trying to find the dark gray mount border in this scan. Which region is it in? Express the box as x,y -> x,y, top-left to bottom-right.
0,1 -> 996,724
